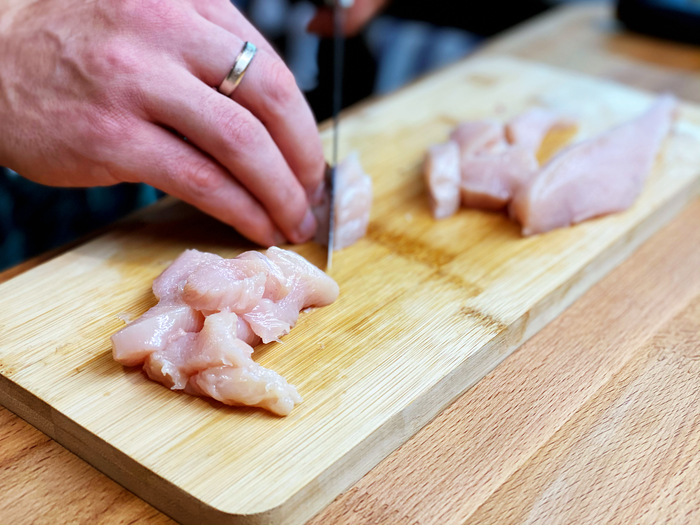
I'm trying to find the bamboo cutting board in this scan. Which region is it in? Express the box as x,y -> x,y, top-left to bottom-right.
1,56 -> 700,525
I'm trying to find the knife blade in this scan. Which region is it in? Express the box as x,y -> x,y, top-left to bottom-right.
325,0 -> 353,271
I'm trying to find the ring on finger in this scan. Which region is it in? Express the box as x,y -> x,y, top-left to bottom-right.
218,41 -> 257,97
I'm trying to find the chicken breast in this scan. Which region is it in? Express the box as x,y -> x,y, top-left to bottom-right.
152,250 -> 222,300
313,153 -> 373,251
111,247 -> 339,415
450,120 -> 505,156
112,299 -> 204,367
243,248 -> 340,343
459,146 -> 538,210
143,330 -> 197,390
189,365 -> 302,417
143,311 -> 302,416
425,110 -> 578,218
510,94 -> 676,235
423,141 -> 461,219
448,118 -> 540,211
506,108 -> 576,153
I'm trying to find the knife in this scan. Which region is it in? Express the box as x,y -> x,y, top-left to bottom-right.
325,0 -> 353,271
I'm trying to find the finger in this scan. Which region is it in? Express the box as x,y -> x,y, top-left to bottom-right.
183,19 -> 326,194
188,0 -> 280,59
144,68 -> 317,244
117,123 -> 286,247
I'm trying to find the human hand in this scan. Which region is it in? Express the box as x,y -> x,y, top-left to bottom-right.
0,0 -> 325,246
306,0 -> 390,37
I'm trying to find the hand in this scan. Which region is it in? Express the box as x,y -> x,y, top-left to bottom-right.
307,0 -> 390,37
0,0 -> 326,246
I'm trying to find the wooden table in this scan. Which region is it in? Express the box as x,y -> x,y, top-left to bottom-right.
2,3 -> 699,523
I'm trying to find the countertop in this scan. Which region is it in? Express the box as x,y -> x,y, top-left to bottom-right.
1,3 -> 699,524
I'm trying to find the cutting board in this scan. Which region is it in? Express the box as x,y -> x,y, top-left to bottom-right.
1,56 -> 699,525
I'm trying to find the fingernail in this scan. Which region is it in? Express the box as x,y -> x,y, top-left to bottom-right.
296,209 -> 317,242
272,230 -> 287,246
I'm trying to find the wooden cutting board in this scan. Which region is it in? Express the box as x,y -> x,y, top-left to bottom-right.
1,56 -> 699,525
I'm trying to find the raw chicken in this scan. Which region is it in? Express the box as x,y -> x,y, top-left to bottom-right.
506,108 -> 575,153
145,311 -> 301,415
459,146 -> 538,210
112,247 -> 339,415
242,247 -> 340,343
112,298 -> 204,367
313,153 -> 373,251
510,94 -> 676,235
424,118 -> 540,214
450,120 -> 506,155
190,365 -> 301,417
423,141 -> 460,219
152,250 -> 222,300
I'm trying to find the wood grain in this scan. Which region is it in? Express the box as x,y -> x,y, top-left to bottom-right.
2,55 -> 698,525
1,4 -> 700,525
308,197 -> 700,525
0,409 -> 174,525
465,295 -> 700,525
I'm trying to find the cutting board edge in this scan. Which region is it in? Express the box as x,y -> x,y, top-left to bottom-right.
1,175 -> 697,525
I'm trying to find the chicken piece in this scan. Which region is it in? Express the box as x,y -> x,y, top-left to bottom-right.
460,146 -> 539,210
510,94 -> 676,235
313,153 -> 373,251
335,153 -> 373,249
152,250 -> 222,300
143,312 -> 257,390
450,120 -> 505,156
242,247 -> 340,343
265,247 -> 339,309
142,330 -> 197,389
179,247 -> 338,343
235,251 -> 290,301
506,108 -> 576,153
183,265 -> 267,314
189,365 -> 302,417
111,298 -> 204,367
445,118 -> 539,210
181,251 -> 292,313
423,141 -> 461,220
236,317 -> 262,347
145,311 -> 302,415
113,247 -> 338,415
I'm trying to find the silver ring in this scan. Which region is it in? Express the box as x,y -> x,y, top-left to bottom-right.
218,42 -> 257,97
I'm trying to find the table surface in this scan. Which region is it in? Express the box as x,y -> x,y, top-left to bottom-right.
2,3 -> 700,524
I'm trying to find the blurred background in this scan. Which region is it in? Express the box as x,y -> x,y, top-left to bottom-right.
0,0 -> 620,271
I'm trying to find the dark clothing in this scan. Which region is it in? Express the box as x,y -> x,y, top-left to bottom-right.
0,167 -> 160,270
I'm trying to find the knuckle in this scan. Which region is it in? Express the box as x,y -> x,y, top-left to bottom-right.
216,111 -> 259,152
262,60 -> 298,110
117,0 -> 185,27
87,40 -> 142,81
278,182 -> 301,209
79,111 -> 133,160
183,161 -> 224,198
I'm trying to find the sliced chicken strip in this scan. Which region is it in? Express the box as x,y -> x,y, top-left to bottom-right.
424,141 -> 461,219
510,94 -> 676,235
313,153 -> 373,251
111,298 -> 204,367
